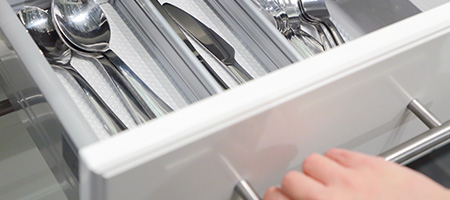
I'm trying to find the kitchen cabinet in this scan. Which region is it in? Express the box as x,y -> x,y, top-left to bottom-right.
1,0 -> 450,199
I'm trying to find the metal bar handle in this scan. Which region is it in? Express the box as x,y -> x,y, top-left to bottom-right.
380,99 -> 450,165
235,180 -> 261,200
235,99 -> 450,200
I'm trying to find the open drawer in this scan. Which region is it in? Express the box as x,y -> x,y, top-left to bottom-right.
1,0 -> 450,199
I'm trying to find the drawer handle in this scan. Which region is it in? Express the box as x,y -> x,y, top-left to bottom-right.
234,99 -> 450,200
235,180 -> 261,200
380,99 -> 450,164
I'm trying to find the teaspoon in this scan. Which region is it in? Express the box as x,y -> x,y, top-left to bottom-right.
251,0 -> 323,55
299,0 -> 345,45
277,0 -> 334,49
17,6 -> 126,135
51,0 -> 173,121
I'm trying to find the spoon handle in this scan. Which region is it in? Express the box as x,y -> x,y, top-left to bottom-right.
63,66 -> 127,134
100,50 -> 174,119
97,56 -> 153,123
314,23 -> 333,50
322,19 -> 345,46
283,28 -> 321,58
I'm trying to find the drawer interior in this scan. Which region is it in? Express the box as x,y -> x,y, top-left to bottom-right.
2,0 -> 440,143
2,0 -> 450,199
79,2 -> 450,198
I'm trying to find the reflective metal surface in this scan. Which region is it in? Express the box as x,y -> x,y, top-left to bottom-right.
0,2 -> 81,197
381,120 -> 450,165
299,0 -> 345,45
17,6 -> 126,135
381,99 -> 450,165
407,99 -> 442,129
147,0 -> 230,89
251,0 -> 323,55
253,0 -> 333,50
271,0 -> 332,49
235,180 -> 261,200
17,6 -> 71,66
163,3 -> 254,84
51,0 -> 110,52
52,0 -> 173,120
283,27 -> 324,55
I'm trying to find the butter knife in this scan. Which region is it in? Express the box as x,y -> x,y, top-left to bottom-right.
163,3 -> 254,84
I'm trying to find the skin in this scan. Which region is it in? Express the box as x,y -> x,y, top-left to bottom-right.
264,148 -> 450,200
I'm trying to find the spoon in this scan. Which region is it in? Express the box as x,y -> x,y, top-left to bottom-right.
51,0 -> 173,120
299,0 -> 345,45
17,6 -> 126,135
276,0 -> 334,50
251,0 -> 324,55
282,28 -> 323,56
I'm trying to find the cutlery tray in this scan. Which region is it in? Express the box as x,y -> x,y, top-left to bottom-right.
7,0 -> 426,143
155,0 -> 303,88
2,0 -> 450,199
7,0 -> 224,139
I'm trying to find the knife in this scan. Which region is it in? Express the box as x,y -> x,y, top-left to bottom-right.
162,3 -> 254,84
144,0 -> 230,89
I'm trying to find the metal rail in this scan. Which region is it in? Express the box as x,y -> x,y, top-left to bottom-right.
235,99 -> 450,200
380,99 -> 450,165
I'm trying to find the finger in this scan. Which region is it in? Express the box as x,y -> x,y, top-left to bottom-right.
263,186 -> 290,200
281,171 -> 325,200
325,148 -> 385,169
302,153 -> 347,184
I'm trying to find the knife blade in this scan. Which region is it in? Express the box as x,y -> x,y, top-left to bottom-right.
162,3 -> 254,84
144,0 -> 230,89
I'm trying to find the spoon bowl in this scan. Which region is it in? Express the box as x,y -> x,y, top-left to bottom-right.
52,0 -> 111,52
17,6 -> 72,65
51,0 -> 173,119
299,0 -> 330,22
17,5 -> 127,134
275,0 -> 333,49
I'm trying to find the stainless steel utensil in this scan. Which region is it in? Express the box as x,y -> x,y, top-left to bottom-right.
51,0 -> 173,121
282,28 -> 323,55
257,0 -> 332,50
299,0 -> 345,45
251,0 -> 323,56
17,6 -> 126,135
278,0 -> 334,49
146,0 -> 230,89
163,3 -> 254,84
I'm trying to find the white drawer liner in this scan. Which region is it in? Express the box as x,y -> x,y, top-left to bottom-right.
54,3 -> 189,138
160,0 -> 271,87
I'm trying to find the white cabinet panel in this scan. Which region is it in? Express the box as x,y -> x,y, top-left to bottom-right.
80,3 -> 450,199
2,0 -> 450,199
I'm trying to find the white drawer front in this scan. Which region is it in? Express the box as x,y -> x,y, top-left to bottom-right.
80,2 -> 450,200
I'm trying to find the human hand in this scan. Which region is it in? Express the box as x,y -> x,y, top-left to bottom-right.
264,148 -> 450,200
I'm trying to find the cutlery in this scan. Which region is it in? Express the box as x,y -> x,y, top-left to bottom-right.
163,3 -> 254,84
146,0 -> 230,89
251,0 -> 323,55
299,0 -> 345,45
17,6 -> 127,135
51,0 -> 173,122
277,0 -> 334,49
282,28 -> 323,56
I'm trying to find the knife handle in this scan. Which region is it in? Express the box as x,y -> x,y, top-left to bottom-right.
225,61 -> 253,84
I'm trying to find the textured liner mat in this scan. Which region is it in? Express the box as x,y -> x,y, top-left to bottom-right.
55,3 -> 190,138
160,0 -> 271,87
